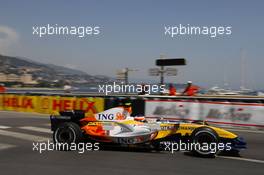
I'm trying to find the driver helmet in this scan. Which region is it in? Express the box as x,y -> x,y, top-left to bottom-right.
118,101 -> 132,114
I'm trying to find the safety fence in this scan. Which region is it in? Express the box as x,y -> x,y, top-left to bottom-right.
0,93 -> 264,129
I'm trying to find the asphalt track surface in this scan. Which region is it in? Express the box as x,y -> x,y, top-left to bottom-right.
0,111 -> 263,175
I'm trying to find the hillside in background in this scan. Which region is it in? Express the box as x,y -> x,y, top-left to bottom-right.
0,54 -> 111,87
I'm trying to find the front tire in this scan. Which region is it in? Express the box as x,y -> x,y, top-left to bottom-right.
191,127 -> 219,158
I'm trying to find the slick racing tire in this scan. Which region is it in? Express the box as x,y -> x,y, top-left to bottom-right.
190,127 -> 219,158
53,122 -> 83,150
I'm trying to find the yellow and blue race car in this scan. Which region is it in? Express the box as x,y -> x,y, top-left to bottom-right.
50,103 -> 246,157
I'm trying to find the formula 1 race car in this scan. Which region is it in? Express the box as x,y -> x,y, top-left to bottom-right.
50,103 -> 246,157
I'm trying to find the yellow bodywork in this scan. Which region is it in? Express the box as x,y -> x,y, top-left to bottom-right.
155,123 -> 237,140
105,119 -> 237,140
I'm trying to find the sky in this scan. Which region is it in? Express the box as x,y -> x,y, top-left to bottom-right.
0,0 -> 263,89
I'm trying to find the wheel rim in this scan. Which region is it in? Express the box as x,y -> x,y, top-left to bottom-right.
55,127 -> 76,143
193,131 -> 217,155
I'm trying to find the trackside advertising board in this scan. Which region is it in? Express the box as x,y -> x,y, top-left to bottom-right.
145,100 -> 264,127
0,94 -> 104,117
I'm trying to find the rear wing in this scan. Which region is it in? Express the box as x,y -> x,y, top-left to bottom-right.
50,110 -> 85,131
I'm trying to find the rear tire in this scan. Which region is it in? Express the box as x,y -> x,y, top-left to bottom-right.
191,127 -> 219,158
53,122 -> 83,150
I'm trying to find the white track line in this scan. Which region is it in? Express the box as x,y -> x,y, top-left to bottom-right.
0,129 -> 50,142
218,156 -> 264,164
0,143 -> 16,151
19,126 -> 52,134
0,110 -> 49,116
0,125 -> 11,129
0,111 -> 49,118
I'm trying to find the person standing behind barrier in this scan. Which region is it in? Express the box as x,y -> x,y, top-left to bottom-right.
182,81 -> 199,96
169,83 -> 177,96
0,83 -> 6,93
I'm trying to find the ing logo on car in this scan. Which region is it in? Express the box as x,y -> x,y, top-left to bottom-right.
117,136 -> 146,144
98,113 -> 114,120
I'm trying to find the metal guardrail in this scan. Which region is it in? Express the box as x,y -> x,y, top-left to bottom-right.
1,92 -> 264,130
1,92 -> 264,103
2,91 -> 264,98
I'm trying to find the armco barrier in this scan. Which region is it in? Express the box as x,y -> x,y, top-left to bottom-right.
144,99 -> 264,129
0,93 -> 264,129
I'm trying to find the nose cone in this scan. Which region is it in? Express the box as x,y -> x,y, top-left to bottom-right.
232,137 -> 247,149
211,127 -> 238,139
